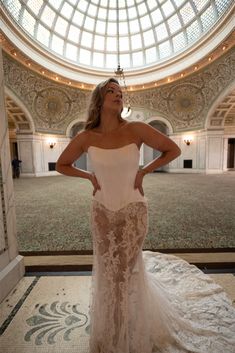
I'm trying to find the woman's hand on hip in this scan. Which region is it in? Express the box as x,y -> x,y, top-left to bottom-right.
134,170 -> 145,196
90,173 -> 101,196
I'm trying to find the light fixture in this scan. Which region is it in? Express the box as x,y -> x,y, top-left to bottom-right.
48,139 -> 56,149
49,142 -> 56,149
114,0 -> 131,119
184,136 -> 193,146
121,107 -> 132,118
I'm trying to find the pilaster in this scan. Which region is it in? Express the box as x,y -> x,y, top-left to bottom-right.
0,46 -> 24,303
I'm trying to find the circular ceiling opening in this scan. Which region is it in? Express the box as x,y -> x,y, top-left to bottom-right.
1,0 -> 233,72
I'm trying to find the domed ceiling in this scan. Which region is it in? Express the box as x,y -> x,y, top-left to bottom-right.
1,0 -> 233,73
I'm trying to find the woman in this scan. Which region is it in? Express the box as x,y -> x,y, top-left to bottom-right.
56,78 -> 235,353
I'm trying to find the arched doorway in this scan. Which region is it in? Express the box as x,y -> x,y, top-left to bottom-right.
5,94 -> 35,175
70,121 -> 87,170
6,95 -> 33,154
206,86 -> 235,172
144,118 -> 171,172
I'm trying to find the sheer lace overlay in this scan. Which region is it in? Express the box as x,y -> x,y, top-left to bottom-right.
90,200 -> 150,353
88,144 -> 235,353
89,200 -> 235,353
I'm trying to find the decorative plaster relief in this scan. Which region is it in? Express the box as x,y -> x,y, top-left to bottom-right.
34,88 -> 72,128
166,83 -> 205,124
225,116 -> 235,125
208,87 -> 235,128
128,48 -> 235,132
3,54 -> 89,134
129,110 -> 145,121
5,95 -> 32,132
3,47 -> 235,133
211,119 -> 223,126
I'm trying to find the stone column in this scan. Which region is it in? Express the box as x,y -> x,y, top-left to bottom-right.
16,133 -> 35,176
0,47 -> 24,303
206,130 -> 224,174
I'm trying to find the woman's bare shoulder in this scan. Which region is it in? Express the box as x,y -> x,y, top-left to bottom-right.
73,129 -> 90,141
126,121 -> 148,132
127,121 -> 147,126
70,129 -> 90,150
78,129 -> 103,151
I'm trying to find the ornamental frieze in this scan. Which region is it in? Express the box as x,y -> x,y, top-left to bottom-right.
3,47 -> 235,133
3,54 -> 88,133
128,48 -> 235,131
166,83 -> 205,126
34,88 -> 72,128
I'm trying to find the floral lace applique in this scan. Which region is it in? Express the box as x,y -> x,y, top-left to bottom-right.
89,200 -> 235,353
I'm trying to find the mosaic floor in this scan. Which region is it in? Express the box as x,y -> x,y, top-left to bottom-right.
0,275 -> 90,353
0,271 -> 235,353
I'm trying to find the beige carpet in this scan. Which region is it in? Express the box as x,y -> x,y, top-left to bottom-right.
0,273 -> 235,353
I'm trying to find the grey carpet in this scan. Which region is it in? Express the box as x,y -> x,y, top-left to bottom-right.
13,173 -> 235,252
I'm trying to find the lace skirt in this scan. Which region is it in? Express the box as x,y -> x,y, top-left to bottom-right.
89,200 -> 235,353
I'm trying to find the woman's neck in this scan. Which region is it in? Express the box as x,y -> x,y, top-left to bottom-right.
99,113 -> 122,133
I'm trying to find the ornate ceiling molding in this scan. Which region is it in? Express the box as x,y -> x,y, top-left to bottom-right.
3,46 -> 234,134
207,88 -> 235,129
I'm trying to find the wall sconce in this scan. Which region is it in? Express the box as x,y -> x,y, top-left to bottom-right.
184,137 -> 192,146
48,139 -> 56,149
49,142 -> 56,149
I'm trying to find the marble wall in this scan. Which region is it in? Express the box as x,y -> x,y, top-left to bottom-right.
5,115 -> 232,176
0,47 -> 24,303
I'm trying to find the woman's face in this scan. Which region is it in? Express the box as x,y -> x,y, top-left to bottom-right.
102,82 -> 123,114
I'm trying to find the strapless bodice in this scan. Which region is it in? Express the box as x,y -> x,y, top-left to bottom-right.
87,143 -> 147,211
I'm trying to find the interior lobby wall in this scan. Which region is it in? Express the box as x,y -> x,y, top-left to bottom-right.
2,46 -> 235,175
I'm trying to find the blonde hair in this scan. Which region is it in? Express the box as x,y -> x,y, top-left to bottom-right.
85,78 -> 123,130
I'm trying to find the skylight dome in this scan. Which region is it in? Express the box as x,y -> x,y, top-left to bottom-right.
1,0 -> 233,72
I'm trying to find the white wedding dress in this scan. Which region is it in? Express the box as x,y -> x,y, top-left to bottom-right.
88,143 -> 235,353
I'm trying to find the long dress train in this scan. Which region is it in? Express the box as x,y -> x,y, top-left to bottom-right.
88,143 -> 235,353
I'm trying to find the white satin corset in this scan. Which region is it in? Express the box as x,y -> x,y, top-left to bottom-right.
88,143 -> 147,211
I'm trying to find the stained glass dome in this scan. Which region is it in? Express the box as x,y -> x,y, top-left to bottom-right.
1,0 -> 233,72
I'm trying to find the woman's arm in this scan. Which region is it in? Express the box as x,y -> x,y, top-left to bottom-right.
130,122 -> 181,196
56,131 -> 91,180
56,131 -> 101,195
132,121 -> 181,174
